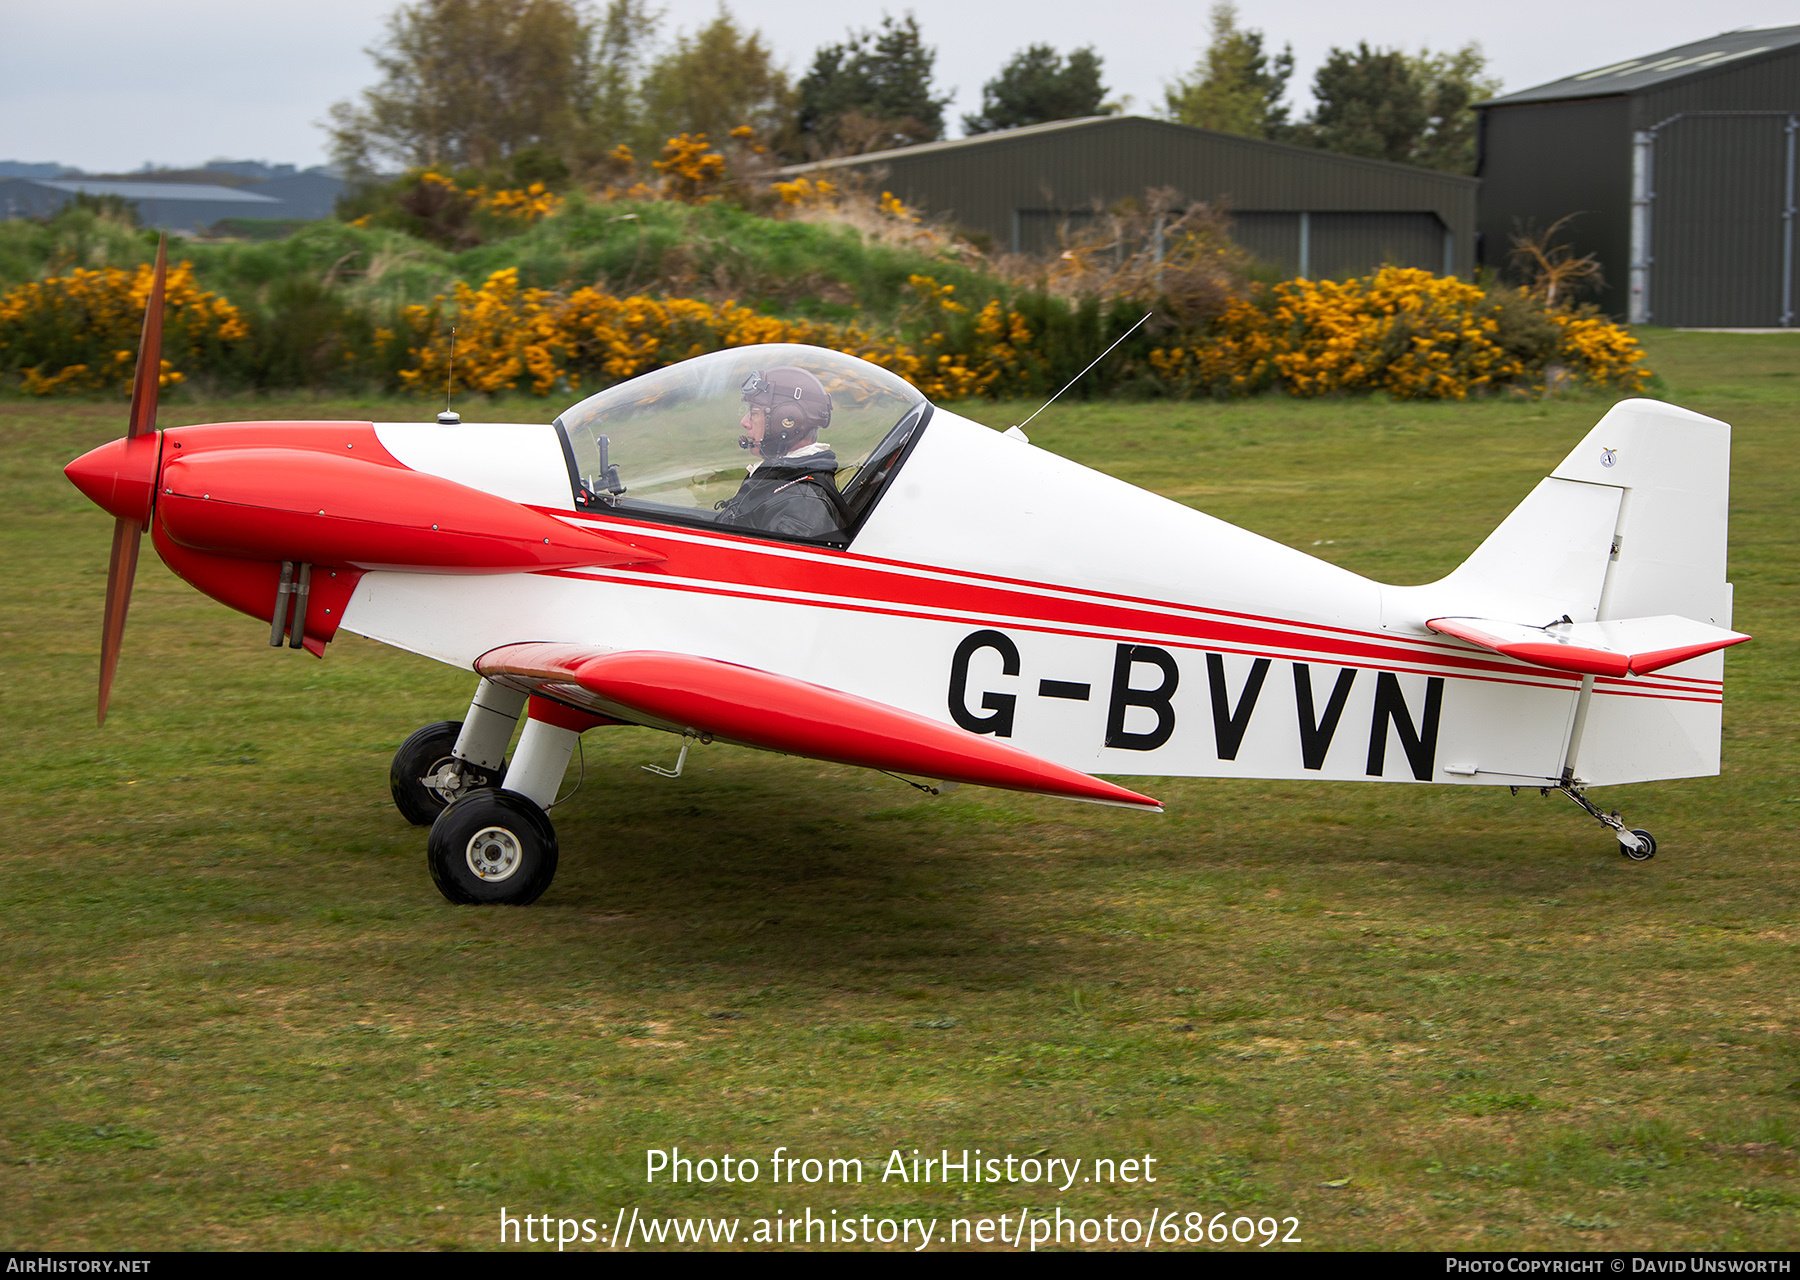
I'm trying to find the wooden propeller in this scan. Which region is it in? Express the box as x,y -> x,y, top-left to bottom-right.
97,235 -> 167,726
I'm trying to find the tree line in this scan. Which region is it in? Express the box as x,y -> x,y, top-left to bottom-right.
326,0 -> 1499,182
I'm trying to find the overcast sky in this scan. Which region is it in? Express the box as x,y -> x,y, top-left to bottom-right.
2,0 -> 1795,172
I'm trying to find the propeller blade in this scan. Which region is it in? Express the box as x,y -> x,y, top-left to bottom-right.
126,235 -> 168,440
98,516 -> 142,727
97,238 -> 165,724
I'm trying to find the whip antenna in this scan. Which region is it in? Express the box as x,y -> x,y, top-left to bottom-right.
438,327 -> 460,425
1014,311 -> 1152,433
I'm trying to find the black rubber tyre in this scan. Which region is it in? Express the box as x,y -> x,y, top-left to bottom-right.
1622,828 -> 1656,861
427,789 -> 559,905
389,720 -> 506,827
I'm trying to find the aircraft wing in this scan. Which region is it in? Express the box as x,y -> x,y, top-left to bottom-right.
1427,614 -> 1750,678
474,644 -> 1163,812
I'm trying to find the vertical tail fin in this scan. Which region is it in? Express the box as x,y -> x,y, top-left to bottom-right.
1391,398 -> 1737,785
1555,399 -> 1734,784
1550,398 -> 1732,630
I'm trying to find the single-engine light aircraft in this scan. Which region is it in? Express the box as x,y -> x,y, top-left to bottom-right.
66,247 -> 1750,904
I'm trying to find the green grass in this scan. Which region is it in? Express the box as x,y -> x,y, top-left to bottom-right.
2,329 -> 1797,1250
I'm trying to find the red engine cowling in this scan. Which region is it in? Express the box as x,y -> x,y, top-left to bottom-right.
157,445 -> 654,573
68,419 -> 662,656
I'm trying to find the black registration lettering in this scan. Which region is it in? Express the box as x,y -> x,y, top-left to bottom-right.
1366,673 -> 1444,780
1294,664 -> 1356,770
1206,654 -> 1270,761
1104,644 -> 1179,752
948,630 -> 1020,736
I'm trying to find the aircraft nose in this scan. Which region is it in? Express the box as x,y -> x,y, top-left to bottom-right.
66,433 -> 160,524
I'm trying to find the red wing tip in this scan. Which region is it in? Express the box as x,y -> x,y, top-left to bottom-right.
1115,799 -> 1165,814
1077,784 -> 1163,812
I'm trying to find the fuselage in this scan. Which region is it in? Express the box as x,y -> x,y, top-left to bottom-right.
70,400 -> 1725,791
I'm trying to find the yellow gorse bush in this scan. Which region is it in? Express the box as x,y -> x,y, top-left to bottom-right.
653,134 -> 728,203
0,260 -> 247,395
400,267 -> 911,397
398,268 -> 1052,404
397,266 -> 1648,406
412,170 -> 563,224
900,274 -> 1038,399
772,177 -> 837,207
1550,311 -> 1650,389
485,182 -> 563,222
1147,267 -> 1648,400
878,191 -> 917,223
398,268 -> 562,396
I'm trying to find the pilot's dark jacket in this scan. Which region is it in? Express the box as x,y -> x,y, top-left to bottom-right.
715,448 -> 844,539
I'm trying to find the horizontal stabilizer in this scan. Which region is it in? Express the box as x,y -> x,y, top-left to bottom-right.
1427,614 -> 1750,678
475,644 -> 1162,811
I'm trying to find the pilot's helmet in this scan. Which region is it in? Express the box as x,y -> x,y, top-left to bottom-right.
741,366 -> 833,450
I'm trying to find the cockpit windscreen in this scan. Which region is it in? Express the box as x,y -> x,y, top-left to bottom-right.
554,344 -> 927,545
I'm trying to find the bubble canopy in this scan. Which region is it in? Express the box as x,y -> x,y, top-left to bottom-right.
553,345 -> 929,546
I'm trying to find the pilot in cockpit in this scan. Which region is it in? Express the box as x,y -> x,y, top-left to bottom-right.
715,366 -> 846,539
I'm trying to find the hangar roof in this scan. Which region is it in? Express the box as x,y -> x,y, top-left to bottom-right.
32,179 -> 283,205
1480,24 -> 1800,105
779,115 -> 1477,188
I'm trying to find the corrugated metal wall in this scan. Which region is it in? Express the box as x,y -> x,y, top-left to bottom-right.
1645,113 -> 1794,327
1312,213 -> 1449,278
1475,98 -> 1632,317
786,118 -> 1478,277
1229,211 -> 1449,278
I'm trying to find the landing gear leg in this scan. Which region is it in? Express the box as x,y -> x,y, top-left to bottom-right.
498,716 -> 581,811
425,713 -> 580,906
453,679 -> 527,784
388,679 -> 526,826
1552,779 -> 1655,860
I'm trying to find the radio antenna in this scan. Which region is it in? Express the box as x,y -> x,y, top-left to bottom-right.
438,327 -> 459,425
1014,311 -> 1153,433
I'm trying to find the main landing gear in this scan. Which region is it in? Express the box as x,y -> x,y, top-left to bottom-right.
426,788 -> 559,905
389,721 -> 506,825
391,678 -> 597,905
1546,779 -> 1656,861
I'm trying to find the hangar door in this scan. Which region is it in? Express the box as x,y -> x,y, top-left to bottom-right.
1636,112 -> 1797,327
1230,212 -> 1452,279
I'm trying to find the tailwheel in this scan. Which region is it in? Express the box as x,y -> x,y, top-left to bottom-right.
1552,779 -> 1659,862
427,789 -> 559,905
389,721 -> 505,826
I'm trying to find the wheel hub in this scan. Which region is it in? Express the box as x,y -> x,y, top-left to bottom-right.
465,826 -> 522,881
421,757 -> 473,803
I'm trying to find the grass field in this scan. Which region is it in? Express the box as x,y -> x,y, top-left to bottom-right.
3,330 -> 1796,1251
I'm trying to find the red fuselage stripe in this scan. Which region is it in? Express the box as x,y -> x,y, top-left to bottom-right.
552,542 -> 1577,683
531,515 -> 1724,702
547,567 -> 1664,698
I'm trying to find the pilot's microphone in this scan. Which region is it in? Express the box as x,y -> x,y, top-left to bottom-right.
738,434 -> 753,449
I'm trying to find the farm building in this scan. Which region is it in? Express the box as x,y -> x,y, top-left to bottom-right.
776,116 -> 1478,280
0,178 -> 286,230
0,170 -> 347,230
1476,24 -> 1800,327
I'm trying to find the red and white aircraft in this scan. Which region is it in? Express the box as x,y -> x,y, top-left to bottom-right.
66,248 -> 1750,904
